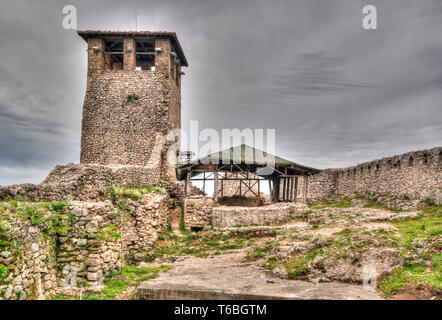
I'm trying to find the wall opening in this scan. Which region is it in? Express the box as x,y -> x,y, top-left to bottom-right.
190,226 -> 203,233
422,154 -> 428,165
408,157 -> 414,167
104,39 -> 123,71
136,39 -> 155,71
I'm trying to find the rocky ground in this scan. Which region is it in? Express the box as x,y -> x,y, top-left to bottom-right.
132,195 -> 441,300
53,194 -> 441,300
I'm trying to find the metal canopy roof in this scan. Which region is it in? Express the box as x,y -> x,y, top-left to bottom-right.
176,144 -> 321,180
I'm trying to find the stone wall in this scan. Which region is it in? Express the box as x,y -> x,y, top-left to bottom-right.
183,197 -> 214,231
123,192 -> 170,253
212,203 -> 308,228
0,217 -> 57,300
218,173 -> 261,197
81,70 -> 180,167
0,163 -> 161,202
296,170 -> 338,202
0,191 -> 170,300
183,197 -> 308,230
307,147 -> 442,203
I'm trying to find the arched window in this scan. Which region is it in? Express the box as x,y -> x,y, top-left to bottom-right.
376,163 -> 380,171
367,165 -> 371,173
408,157 -> 414,167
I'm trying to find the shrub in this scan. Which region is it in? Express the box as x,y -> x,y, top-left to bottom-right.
0,265 -> 9,279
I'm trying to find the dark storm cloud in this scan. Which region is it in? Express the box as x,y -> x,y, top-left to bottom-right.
0,0 -> 441,185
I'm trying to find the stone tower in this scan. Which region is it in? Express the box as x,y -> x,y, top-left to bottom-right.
77,31 -> 188,169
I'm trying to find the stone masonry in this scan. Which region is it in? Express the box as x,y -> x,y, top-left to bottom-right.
0,191 -> 170,300
306,147 -> 442,203
183,197 -> 308,230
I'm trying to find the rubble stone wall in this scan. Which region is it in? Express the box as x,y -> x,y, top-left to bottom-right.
0,217 -> 57,300
307,147 -> 442,203
212,203 -> 308,228
0,164 -> 161,202
183,197 -> 214,230
80,71 -> 180,167
0,192 -> 170,300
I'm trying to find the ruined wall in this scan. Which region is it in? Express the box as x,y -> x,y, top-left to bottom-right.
307,147 -> 442,203
183,197 -> 308,230
0,163 -> 161,202
123,192 -> 170,253
183,197 -> 214,230
80,70 -> 180,167
299,170 -> 338,201
212,203 -> 308,228
0,217 -> 57,300
0,192 -> 170,300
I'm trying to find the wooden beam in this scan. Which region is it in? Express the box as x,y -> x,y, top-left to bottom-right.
186,170 -> 191,196
303,175 -> 308,204
214,167 -> 219,202
287,177 -> 292,201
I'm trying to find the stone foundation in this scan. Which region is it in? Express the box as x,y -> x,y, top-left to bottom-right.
212,203 -> 308,228
183,197 -> 308,230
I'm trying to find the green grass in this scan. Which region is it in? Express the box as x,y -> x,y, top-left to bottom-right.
309,197 -> 352,209
134,231 -> 248,262
106,186 -> 163,202
179,207 -> 185,233
245,242 -> 273,261
94,265 -> 172,300
55,265 -> 172,300
0,265 -> 9,279
378,203 -> 442,296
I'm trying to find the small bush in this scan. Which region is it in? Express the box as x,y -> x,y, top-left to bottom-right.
126,94 -> 140,104
0,265 -> 9,279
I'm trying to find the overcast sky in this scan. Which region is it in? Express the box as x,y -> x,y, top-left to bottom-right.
0,0 -> 441,185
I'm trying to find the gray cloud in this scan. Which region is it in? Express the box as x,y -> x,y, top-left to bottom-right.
0,0 -> 441,185
269,52 -> 377,96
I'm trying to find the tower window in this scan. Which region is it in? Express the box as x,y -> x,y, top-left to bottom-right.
136,39 -> 155,70
104,39 -> 123,71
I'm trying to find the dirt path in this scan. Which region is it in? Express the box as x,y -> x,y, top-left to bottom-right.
137,250 -> 381,300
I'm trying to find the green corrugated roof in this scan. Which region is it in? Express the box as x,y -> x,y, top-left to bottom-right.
177,144 -> 320,172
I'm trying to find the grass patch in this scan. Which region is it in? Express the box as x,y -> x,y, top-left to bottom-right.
0,265 -> 9,279
285,256 -> 309,278
378,202 -> 442,297
245,242 -> 273,261
138,231 -> 248,262
58,265 -> 172,300
107,186 -> 163,202
309,197 -> 352,209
